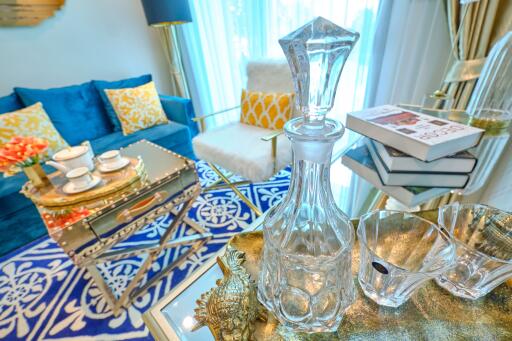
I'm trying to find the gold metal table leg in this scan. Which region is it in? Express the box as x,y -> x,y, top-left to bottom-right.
208,162 -> 262,217
85,195 -> 212,316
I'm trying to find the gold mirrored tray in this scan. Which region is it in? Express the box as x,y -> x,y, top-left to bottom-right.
195,226 -> 512,340
22,157 -> 147,209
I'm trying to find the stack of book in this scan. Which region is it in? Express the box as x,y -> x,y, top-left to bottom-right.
342,105 -> 484,206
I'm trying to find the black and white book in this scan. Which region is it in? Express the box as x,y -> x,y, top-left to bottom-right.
366,139 -> 469,188
370,139 -> 477,173
346,105 -> 484,161
341,144 -> 450,207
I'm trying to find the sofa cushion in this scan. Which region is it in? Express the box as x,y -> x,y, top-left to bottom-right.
160,95 -> 199,138
105,81 -> 169,135
90,121 -> 195,159
0,92 -> 23,114
0,102 -> 69,158
14,81 -> 113,145
93,74 -> 152,131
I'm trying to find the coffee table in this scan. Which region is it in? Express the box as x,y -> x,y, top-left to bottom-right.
22,139 -> 212,316
143,212 -> 512,341
142,158 -> 371,340
142,156 -> 511,340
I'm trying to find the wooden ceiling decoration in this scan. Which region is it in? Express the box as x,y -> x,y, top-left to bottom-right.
0,0 -> 65,27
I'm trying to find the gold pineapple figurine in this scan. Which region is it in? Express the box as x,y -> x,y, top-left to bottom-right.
193,245 -> 265,340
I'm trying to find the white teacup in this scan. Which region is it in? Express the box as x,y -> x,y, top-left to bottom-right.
98,150 -> 123,169
66,167 -> 93,189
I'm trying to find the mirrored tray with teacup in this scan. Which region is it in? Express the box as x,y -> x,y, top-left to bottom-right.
22,156 -> 147,210
97,150 -> 132,173
191,210 -> 512,341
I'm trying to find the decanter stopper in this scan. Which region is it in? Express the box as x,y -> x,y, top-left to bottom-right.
279,16 -> 359,128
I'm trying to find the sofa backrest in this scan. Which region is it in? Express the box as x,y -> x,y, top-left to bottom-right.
14,81 -> 114,145
0,92 -> 23,114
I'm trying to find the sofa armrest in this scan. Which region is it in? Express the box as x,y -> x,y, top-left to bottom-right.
160,94 -> 199,138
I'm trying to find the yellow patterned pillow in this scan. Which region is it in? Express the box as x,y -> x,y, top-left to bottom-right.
240,89 -> 293,130
0,102 -> 68,157
105,81 -> 169,135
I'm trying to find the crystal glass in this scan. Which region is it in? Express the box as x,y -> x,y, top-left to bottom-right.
257,17 -> 359,333
357,211 -> 455,308
463,32 -> 512,195
467,31 -> 512,125
436,203 -> 512,299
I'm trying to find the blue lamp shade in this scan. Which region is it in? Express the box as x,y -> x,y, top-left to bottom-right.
141,0 -> 192,27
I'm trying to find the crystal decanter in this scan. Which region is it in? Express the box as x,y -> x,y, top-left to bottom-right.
257,17 -> 359,333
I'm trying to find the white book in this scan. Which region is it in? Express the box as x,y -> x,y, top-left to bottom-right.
371,139 -> 477,173
341,144 -> 451,207
346,105 -> 484,161
366,139 -> 469,188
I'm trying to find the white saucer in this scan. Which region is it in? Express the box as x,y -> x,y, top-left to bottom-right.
62,176 -> 102,194
97,158 -> 130,173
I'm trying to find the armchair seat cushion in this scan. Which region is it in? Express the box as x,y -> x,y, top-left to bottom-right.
192,122 -> 291,182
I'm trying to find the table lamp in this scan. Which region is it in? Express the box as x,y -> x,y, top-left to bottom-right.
141,0 -> 192,97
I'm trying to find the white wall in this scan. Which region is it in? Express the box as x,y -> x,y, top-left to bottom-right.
0,0 -> 172,95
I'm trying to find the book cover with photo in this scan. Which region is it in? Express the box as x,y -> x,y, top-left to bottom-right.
346,105 -> 484,161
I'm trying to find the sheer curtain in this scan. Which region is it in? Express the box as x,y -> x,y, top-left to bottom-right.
177,0 -> 380,128
176,0 -> 451,217
176,0 -> 380,218
348,0 -> 452,215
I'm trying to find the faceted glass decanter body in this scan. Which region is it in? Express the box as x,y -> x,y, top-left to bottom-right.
257,17 -> 359,333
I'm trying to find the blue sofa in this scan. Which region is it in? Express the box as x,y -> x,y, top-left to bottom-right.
0,75 -> 198,256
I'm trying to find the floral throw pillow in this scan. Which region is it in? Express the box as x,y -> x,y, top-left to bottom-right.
105,81 -> 169,135
0,102 -> 68,157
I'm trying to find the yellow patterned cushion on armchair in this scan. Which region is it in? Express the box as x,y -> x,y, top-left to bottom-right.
105,81 -> 169,135
240,89 -> 293,130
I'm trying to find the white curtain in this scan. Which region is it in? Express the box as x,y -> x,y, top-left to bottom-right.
346,0 -> 453,215
176,0 -> 452,217
176,0 -> 380,129
367,0 -> 452,107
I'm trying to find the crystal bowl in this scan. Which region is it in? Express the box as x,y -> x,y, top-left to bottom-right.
435,203 -> 512,299
357,210 -> 455,307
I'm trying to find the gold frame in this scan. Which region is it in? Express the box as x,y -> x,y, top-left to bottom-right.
0,0 -> 65,27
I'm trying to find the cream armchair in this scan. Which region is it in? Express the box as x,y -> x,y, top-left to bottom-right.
192,60 -> 295,216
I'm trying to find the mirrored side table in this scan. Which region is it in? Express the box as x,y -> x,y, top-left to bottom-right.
22,139 -> 213,316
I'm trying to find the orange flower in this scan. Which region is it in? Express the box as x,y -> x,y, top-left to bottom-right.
0,136 -> 49,173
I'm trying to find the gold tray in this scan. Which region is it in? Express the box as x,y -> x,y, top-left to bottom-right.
198,225 -> 512,340
22,157 -> 146,209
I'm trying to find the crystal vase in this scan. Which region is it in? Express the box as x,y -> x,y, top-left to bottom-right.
257,17 -> 359,333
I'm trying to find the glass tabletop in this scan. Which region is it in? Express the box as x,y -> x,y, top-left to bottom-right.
143,132 -> 382,340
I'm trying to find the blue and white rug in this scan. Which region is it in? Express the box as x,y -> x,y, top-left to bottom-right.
0,161 -> 290,340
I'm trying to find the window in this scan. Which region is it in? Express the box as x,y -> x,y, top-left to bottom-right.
179,0 -> 380,127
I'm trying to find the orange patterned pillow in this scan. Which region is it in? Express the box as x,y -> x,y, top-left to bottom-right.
240,89 -> 293,130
